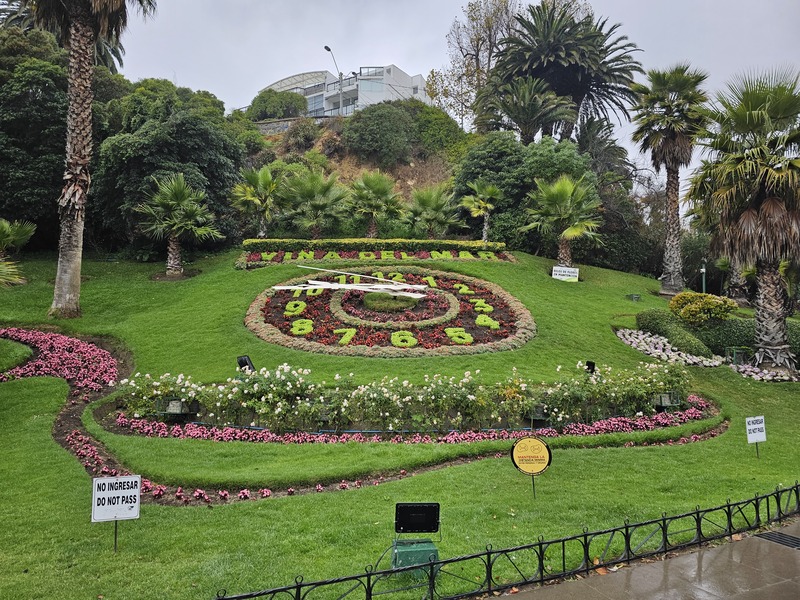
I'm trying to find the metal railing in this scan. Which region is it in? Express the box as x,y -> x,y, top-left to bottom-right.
215,482 -> 800,600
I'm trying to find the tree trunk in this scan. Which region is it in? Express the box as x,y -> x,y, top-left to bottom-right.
660,165 -> 684,296
482,214 -> 490,244
557,237 -> 572,267
366,218 -> 378,239
49,13 -> 94,318
165,234 -> 183,276
753,260 -> 796,370
726,257 -> 750,306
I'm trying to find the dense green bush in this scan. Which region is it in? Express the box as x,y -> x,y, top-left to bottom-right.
394,98 -> 466,157
636,309 -> 713,357
342,103 -> 416,169
693,317 -> 800,356
282,117 -> 319,152
669,292 -> 737,326
245,88 -> 306,121
241,237 -> 507,253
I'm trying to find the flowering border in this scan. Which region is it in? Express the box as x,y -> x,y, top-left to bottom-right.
245,266 -> 537,357
236,248 -> 517,270
0,327 -> 118,390
114,394 -> 714,444
616,328 -> 723,367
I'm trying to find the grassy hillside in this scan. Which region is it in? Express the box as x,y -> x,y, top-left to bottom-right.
1,250 -> 797,600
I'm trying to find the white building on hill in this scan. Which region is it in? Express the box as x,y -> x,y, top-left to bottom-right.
264,64 -> 431,117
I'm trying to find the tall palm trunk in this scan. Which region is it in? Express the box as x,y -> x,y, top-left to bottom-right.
753,260 -> 795,369
482,214 -> 490,244
660,165 -> 684,295
165,234 -> 183,276
557,237 -> 572,267
48,11 -> 94,318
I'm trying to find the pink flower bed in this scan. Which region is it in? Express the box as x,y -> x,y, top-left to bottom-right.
0,327 -> 117,390
115,395 -> 712,444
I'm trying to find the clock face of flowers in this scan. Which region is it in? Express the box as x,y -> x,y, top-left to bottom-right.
245,267 -> 536,357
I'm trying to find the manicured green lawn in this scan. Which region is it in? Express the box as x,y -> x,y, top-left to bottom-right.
1,250 -> 797,600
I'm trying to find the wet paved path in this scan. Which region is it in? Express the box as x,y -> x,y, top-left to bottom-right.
511,520 -> 800,599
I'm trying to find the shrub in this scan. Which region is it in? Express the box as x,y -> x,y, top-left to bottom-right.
636,309 -> 713,357
669,291 -> 737,327
283,117 -> 319,152
693,317 -> 800,356
342,103 -> 416,169
532,362 -> 690,426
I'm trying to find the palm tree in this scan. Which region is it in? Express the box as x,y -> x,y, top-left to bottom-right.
689,69 -> 800,370
1,2 -> 127,72
631,63 -> 709,296
283,171 -> 348,239
135,173 -> 223,276
575,116 -> 632,183
0,218 -> 36,285
520,174 -> 602,267
0,218 -> 36,258
460,180 -> 503,244
494,1 -> 641,138
348,171 -> 404,238
229,165 -> 286,237
474,76 -> 577,143
404,185 -> 463,240
20,0 -> 156,317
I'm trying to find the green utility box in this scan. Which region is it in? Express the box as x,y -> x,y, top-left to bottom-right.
391,538 -> 439,569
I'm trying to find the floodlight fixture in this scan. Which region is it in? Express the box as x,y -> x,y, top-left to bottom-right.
237,355 -> 255,373
395,502 -> 440,534
586,360 -> 596,374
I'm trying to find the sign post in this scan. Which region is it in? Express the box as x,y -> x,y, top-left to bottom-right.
745,416 -> 766,459
510,436 -> 552,499
92,475 -> 141,552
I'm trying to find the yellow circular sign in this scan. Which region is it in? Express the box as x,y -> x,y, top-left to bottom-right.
510,436 -> 552,476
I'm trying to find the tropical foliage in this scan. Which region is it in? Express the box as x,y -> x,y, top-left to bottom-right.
134,173 -> 223,276
690,69 -> 800,370
521,174 -> 602,267
347,171 -> 403,238
632,63 -> 708,295
489,1 -> 642,139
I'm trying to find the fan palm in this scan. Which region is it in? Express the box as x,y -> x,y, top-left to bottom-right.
521,174 -> 602,267
689,69 -> 800,369
460,180 -> 504,244
20,0 -> 156,317
0,218 -> 36,257
348,171 -> 404,238
135,173 -> 223,276
632,63 -> 709,295
229,165 -> 286,237
0,218 -> 36,285
404,185 -> 463,240
283,171 -> 348,239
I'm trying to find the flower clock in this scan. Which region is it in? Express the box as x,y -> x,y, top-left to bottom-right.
245,266 -> 536,357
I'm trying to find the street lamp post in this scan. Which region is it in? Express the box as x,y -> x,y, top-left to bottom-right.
324,45 -> 343,116
700,258 -> 707,294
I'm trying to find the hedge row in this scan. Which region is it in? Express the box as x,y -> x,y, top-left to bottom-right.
241,238 -> 507,253
694,318 -> 800,356
635,309 -> 713,357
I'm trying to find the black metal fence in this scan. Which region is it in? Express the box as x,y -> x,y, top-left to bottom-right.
215,482 -> 800,600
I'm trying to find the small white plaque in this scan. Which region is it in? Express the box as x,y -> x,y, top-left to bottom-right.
92,475 -> 141,522
552,266 -> 579,282
745,416 -> 766,444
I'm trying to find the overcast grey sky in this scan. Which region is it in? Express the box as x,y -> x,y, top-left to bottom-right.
121,0 -> 800,158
